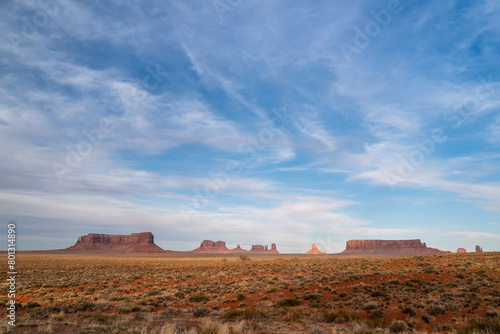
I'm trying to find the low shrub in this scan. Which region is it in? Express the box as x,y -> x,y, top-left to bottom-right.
322,309 -> 361,323
304,293 -> 321,301
75,302 -> 97,312
222,308 -> 266,321
80,313 -> 116,325
428,305 -> 445,316
486,309 -> 499,318
118,306 -> 132,314
370,291 -> 387,298
285,309 -> 302,322
362,301 -> 379,310
366,318 -> 389,328
189,292 -> 209,302
434,324 -> 453,331
369,309 -> 386,319
401,306 -> 415,315
193,307 -> 210,317
276,298 -> 301,307
389,321 -> 408,333
459,316 -> 500,334
25,302 -> 42,309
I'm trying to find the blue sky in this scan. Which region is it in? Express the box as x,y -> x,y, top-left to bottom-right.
1,0 -> 499,253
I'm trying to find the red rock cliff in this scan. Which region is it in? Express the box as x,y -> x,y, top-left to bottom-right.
342,239 -> 447,255
64,232 -> 164,253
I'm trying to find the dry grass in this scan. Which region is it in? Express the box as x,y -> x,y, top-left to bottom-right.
0,252 -> 498,333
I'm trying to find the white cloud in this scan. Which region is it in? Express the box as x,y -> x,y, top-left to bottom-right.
162,175 -> 275,191
292,109 -> 337,152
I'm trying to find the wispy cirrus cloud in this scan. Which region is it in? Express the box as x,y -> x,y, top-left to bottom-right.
1,0 -> 499,253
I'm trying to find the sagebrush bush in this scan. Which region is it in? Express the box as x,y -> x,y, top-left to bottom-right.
276,298 -> 300,307
193,307 -> 210,317
189,292 -> 209,302
362,301 -> 379,310
389,320 -> 407,333
369,309 -> 385,319
75,302 -> 97,312
222,308 -> 266,321
322,309 -> 361,323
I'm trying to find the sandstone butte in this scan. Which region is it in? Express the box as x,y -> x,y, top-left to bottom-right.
250,243 -> 279,253
192,240 -> 230,252
192,240 -> 279,253
305,243 -> 326,255
341,239 -> 450,255
457,245 -> 484,254
63,232 -> 165,253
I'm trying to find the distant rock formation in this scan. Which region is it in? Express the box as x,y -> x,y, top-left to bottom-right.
457,248 -> 467,253
230,245 -> 247,252
341,239 -> 448,255
306,243 -> 326,255
475,245 -> 483,253
249,243 -> 279,253
250,244 -> 267,251
64,232 -> 165,253
192,240 -> 279,253
192,240 -> 229,252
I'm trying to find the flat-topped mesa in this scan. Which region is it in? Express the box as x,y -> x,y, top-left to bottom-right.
457,248 -> 467,253
192,240 -> 229,252
64,232 -> 165,253
342,239 -> 448,255
249,243 -> 279,253
250,244 -> 266,251
77,232 -> 154,245
346,239 -> 426,250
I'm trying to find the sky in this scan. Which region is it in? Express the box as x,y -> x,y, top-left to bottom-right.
1,0 -> 499,253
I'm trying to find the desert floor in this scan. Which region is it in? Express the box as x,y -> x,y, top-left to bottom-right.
1,252 -> 499,333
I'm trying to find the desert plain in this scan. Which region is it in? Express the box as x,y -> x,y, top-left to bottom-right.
1,252 -> 500,334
